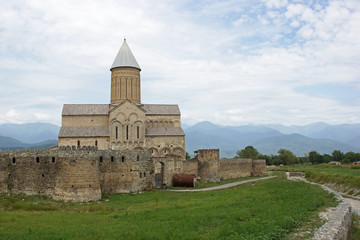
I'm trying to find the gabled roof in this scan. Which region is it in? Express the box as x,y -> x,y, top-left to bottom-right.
110,39 -> 141,70
143,104 -> 180,115
59,127 -> 109,137
146,127 -> 185,136
62,104 -> 109,116
109,99 -> 146,114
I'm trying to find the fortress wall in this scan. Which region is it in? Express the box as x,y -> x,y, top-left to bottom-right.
252,159 -> 266,176
181,160 -> 199,175
219,158 -> 253,179
195,149 -> 220,182
53,150 -> 101,202
0,150 -> 58,196
98,150 -> 152,194
0,152 -> 9,193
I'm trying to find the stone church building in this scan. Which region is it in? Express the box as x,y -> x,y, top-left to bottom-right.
58,39 -> 185,159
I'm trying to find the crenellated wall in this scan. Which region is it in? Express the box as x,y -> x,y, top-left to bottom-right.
0,148 -> 267,202
0,149 -> 152,202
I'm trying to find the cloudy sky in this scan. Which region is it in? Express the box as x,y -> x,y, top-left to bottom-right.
1,0 -> 359,126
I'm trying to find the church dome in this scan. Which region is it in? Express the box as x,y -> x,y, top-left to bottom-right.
110,39 -> 141,71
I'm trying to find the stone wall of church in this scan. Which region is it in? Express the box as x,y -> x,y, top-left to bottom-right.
146,136 -> 185,158
109,101 -> 146,150
145,115 -> 181,128
58,137 -> 109,150
61,115 -> 109,127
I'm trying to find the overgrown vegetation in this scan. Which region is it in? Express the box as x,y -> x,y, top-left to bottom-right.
280,164 -> 360,191
0,178 -> 337,239
349,214 -> 360,240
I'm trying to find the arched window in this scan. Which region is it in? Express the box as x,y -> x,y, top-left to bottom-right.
52,157 -> 56,163
115,126 -> 118,139
77,140 -> 80,147
95,140 -> 98,146
137,126 -> 140,139
36,156 -> 40,163
126,125 -> 129,140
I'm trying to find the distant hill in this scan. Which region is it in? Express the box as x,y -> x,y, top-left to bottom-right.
185,121 -> 360,158
0,135 -> 58,150
252,134 -> 358,156
0,123 -> 60,144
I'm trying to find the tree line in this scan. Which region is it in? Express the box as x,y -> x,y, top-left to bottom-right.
235,146 -> 360,165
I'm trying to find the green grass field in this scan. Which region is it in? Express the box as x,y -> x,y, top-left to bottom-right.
279,164 -> 360,190
0,177 -> 336,240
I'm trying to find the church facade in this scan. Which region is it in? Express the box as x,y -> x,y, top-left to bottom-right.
58,40 -> 185,159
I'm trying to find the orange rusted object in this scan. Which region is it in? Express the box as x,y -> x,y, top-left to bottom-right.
172,174 -> 197,187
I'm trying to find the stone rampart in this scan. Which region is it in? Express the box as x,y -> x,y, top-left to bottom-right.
0,149 -> 152,202
252,159 -> 266,176
219,158 -> 252,179
195,149 -> 220,182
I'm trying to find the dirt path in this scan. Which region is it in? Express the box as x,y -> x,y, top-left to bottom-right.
167,176 -> 275,192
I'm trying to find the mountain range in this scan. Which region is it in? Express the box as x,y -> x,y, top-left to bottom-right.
0,122 -> 359,157
184,121 -> 360,158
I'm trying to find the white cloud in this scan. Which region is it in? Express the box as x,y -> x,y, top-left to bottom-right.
0,0 -> 359,126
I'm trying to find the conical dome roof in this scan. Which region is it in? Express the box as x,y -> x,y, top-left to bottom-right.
110,39 -> 141,70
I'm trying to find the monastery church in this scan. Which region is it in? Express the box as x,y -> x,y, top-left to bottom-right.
58,39 -> 186,159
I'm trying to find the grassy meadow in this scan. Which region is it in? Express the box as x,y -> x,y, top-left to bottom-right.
0,177 -> 337,240
279,164 -> 360,190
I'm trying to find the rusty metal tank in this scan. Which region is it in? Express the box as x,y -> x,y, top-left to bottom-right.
172,174 -> 197,187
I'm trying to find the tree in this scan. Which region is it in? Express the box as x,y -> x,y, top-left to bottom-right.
309,151 -> 323,164
278,149 -> 298,165
332,150 -> 343,162
322,154 -> 333,163
236,146 -> 259,159
186,152 -> 191,160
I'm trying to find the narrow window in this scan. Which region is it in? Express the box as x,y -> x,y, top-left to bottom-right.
115,126 -> 118,139
99,156 -> 103,163
137,156 -> 139,161
111,156 -> 114,162
126,125 -> 129,140
12,157 -> 16,164
52,157 -> 56,163
77,140 -> 80,146
95,140 -> 98,146
121,156 -> 125,162
36,156 -> 40,163
139,172 -> 142,178
144,172 -> 146,177
42,174 -> 45,177
137,126 -> 140,139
